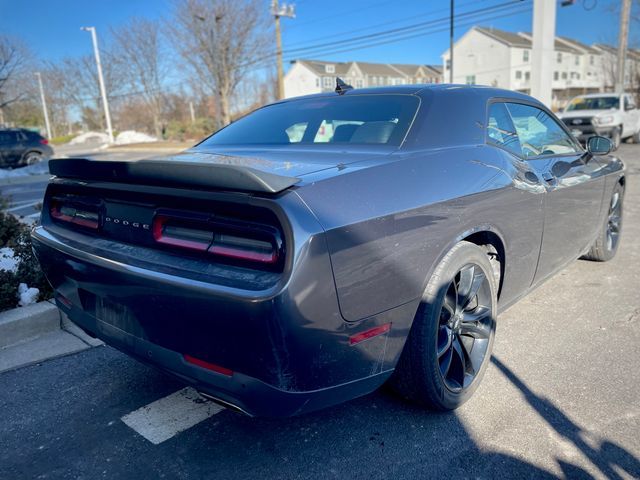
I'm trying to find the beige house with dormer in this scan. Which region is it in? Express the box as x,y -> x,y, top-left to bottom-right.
284,59 -> 442,98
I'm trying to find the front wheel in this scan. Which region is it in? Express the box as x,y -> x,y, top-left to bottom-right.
611,127 -> 622,150
390,241 -> 497,411
22,151 -> 42,166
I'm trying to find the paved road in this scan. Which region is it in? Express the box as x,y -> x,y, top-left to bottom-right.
1,146 -> 639,479
0,145 -> 175,220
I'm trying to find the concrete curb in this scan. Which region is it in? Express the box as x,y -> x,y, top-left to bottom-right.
0,302 -> 60,349
0,301 -> 104,373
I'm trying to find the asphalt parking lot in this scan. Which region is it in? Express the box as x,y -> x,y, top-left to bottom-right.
1,145 -> 639,479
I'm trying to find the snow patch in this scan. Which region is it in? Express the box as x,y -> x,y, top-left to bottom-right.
69,131 -> 110,145
115,130 -> 157,145
18,283 -> 39,307
0,247 -> 18,272
0,160 -> 50,179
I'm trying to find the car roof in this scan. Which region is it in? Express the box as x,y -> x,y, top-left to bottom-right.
276,84 -> 540,107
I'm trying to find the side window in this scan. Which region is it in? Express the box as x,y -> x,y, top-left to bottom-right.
0,132 -> 18,144
624,96 -> 635,111
505,103 -> 579,158
487,103 -> 522,157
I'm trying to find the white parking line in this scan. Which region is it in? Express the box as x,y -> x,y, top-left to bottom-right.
121,387 -> 224,444
6,200 -> 42,212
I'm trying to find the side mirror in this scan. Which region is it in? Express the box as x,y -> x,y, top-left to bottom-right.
586,136 -> 612,155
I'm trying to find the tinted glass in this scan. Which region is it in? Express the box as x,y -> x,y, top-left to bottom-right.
566,96 -> 619,111
0,131 -> 18,145
487,103 -> 522,157
506,103 -> 579,158
201,95 -> 419,147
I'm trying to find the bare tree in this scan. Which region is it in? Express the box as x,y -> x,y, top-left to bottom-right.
111,18 -> 167,137
49,51 -> 126,132
0,35 -> 31,124
168,0 -> 271,128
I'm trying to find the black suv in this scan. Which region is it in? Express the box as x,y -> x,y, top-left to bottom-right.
0,128 -> 53,168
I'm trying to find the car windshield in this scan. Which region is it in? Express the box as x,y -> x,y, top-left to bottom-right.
200,94 -> 420,147
566,96 -> 619,111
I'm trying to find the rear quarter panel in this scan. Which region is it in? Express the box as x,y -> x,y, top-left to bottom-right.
295,145 -> 546,322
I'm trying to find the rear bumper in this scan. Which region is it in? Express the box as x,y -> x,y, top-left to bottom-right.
58,298 -> 391,417
32,225 -> 414,417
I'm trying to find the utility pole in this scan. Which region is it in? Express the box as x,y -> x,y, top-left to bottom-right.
271,0 -> 295,100
81,26 -> 114,143
449,0 -> 454,83
34,72 -> 52,139
530,0 -> 556,108
616,0 -> 632,93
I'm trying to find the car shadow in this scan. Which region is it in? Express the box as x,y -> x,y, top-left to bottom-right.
143,353 -> 639,479
490,355 -> 640,480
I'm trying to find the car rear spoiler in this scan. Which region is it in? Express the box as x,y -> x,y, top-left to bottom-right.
48,157 -> 301,194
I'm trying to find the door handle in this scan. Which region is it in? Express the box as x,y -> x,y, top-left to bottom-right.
542,172 -> 557,186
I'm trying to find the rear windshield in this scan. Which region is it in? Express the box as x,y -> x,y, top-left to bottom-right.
201,94 -> 420,147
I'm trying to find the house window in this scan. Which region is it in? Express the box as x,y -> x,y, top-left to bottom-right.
523,50 -> 529,62
325,64 -> 335,73
525,71 -> 530,81
515,70 -> 522,80
575,55 -> 580,66
561,72 -> 567,79
315,78 -> 320,87
465,75 -> 475,85
370,76 -> 377,86
590,55 -> 594,66
557,52 -> 562,63
554,71 -> 559,81
445,59 -> 451,70
322,77 -> 332,88
356,79 -> 364,88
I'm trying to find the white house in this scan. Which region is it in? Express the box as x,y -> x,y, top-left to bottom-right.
284,59 -> 442,98
442,26 -> 640,109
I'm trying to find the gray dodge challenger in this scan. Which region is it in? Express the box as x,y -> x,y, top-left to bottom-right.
32,84 -> 625,417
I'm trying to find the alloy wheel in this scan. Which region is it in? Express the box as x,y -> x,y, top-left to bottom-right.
606,190 -> 622,252
436,263 -> 493,392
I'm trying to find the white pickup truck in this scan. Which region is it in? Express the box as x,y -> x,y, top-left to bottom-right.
557,92 -> 640,150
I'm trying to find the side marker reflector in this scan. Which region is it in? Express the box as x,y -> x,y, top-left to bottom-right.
184,354 -> 233,377
349,322 -> 392,346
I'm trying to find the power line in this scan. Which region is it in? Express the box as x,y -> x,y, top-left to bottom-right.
281,1 -> 525,58
239,1 -> 529,71
281,0 -> 487,50
280,7 -> 531,65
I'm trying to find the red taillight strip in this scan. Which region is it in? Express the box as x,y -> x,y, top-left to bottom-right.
349,323 -> 392,346
50,204 -> 99,230
152,216 -> 211,251
208,244 -> 277,264
184,354 -> 233,376
152,213 -> 280,265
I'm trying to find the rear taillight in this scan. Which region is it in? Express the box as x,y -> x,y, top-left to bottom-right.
152,214 -> 281,266
39,138 -> 49,145
50,199 -> 99,230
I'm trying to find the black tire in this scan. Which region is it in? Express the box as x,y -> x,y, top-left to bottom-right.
611,127 -> 621,150
21,151 -> 42,166
633,128 -> 640,144
390,241 -> 497,411
582,182 -> 624,262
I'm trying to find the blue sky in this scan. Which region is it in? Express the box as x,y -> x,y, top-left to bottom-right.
0,0 -> 633,70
